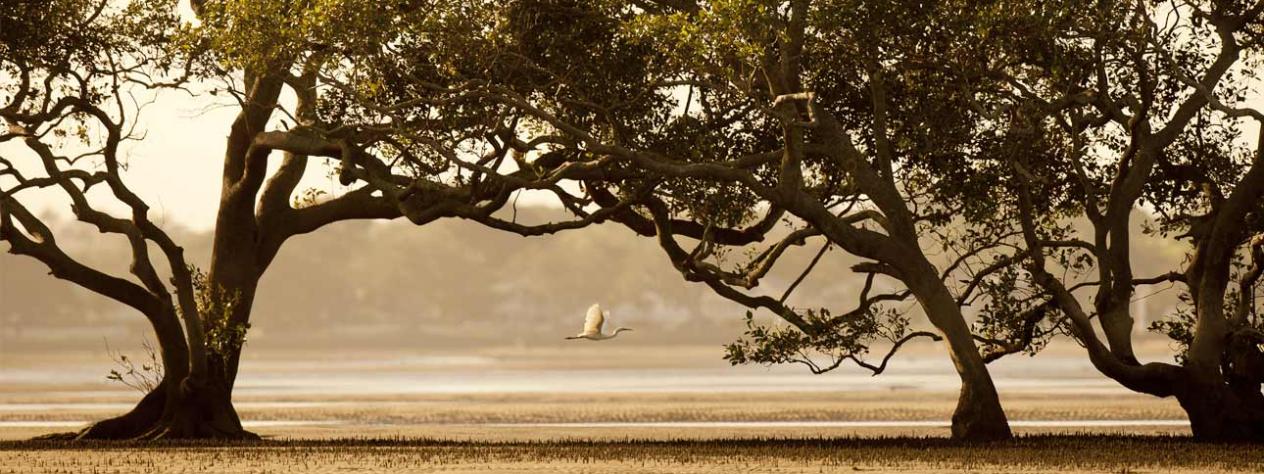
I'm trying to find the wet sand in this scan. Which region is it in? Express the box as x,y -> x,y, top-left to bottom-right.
0,343 -> 1223,472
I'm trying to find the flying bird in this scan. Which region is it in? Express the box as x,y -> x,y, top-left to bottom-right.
566,303 -> 633,341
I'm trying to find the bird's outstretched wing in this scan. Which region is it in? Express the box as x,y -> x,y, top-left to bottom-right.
583,303 -> 605,336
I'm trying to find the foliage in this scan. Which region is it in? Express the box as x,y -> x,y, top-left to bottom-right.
104,338 -> 163,394
8,0 -> 1264,434
725,305 -> 911,374
187,266 -> 248,371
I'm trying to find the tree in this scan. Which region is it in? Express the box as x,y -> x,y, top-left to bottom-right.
967,0 -> 1264,440
1,0 -> 633,439
1,0 -> 228,439
338,0 -> 1065,441
593,0 -> 1028,441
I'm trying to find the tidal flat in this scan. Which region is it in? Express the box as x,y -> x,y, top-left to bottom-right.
2,436 -> 1262,473
0,344 -> 1239,472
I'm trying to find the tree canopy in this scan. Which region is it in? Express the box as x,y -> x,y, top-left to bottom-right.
3,0 -> 1264,441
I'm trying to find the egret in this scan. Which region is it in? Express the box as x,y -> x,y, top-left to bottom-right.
565,303 -> 633,341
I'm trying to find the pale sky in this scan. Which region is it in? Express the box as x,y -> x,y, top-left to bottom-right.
2,86 -> 299,231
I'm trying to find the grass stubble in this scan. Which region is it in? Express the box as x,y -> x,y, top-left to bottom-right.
0,435 -> 1261,473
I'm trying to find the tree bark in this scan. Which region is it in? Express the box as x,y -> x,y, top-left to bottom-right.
907,258 -> 1013,442
40,306 -> 255,440
32,381 -> 170,440
1177,371 -> 1264,441
1177,130 -> 1264,441
204,278 -> 259,391
56,379 -> 253,440
950,367 -> 1013,442
140,376 -> 252,440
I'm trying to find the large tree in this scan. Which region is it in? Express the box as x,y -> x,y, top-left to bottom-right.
1,0 -> 632,439
587,0 -> 1029,441
980,0 -> 1264,440
302,0 -> 1264,441
0,0 -> 238,439
337,0 -> 1059,441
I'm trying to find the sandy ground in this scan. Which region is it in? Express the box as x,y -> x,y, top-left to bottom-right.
0,391 -> 1206,473
0,390 -> 1191,440
0,343 -> 1238,472
2,436 -> 1262,473
0,389 -> 1190,422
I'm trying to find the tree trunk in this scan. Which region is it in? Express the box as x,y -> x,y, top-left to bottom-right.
908,259 -> 1013,442
950,366 -> 1013,442
1177,377 -> 1264,441
219,285 -> 258,391
40,307 -> 255,440
194,252 -> 263,434
56,378 -> 254,440
58,294 -> 262,439
203,267 -> 260,392
138,376 -> 254,440
1175,329 -> 1264,441
31,381 -> 170,440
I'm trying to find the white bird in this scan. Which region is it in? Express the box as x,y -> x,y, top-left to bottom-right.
565,303 -> 633,341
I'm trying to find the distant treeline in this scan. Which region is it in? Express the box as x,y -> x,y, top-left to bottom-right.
0,207 -> 1184,353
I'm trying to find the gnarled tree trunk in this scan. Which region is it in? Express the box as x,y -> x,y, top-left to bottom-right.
1173,329 -> 1264,441
907,259 -> 1012,442
68,304 -> 252,439
49,305 -> 255,440
1177,379 -> 1264,441
141,377 -> 251,440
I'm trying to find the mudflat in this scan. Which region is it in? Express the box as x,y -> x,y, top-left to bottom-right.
0,344 -> 1225,472
2,436 -> 1261,474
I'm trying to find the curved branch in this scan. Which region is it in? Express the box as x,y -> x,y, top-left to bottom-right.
848,331 -> 943,375
1,197 -> 161,318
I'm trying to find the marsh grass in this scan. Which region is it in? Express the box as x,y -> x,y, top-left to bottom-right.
1,435 -> 1261,473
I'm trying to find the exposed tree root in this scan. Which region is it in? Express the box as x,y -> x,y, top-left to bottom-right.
30,379 -> 258,441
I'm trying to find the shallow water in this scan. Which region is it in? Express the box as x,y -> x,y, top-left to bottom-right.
3,352 -> 1137,399
227,369 -> 1127,396
234,353 -> 1129,397
0,348 -> 1192,439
